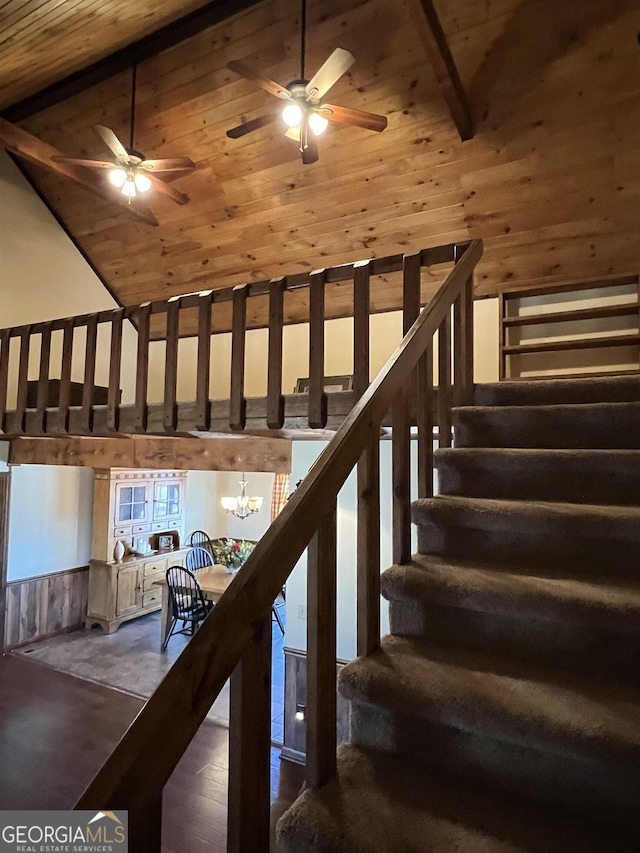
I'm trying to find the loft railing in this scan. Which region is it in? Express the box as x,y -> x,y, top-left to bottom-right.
73,240 -> 483,851
0,245 -> 456,437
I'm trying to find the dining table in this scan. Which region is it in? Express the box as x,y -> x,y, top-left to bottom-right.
154,564 -> 236,649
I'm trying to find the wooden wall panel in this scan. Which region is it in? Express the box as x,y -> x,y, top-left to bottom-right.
4,567 -> 89,650
282,647 -> 349,763
13,0 -> 640,326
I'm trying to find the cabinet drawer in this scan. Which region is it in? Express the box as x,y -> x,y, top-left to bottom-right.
142,589 -> 162,609
143,574 -> 164,592
133,523 -> 151,534
152,522 -> 169,531
143,558 -> 167,577
113,526 -> 131,537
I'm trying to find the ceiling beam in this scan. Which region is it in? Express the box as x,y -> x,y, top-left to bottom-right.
9,435 -> 292,473
0,117 -> 159,226
2,0 -> 264,124
406,0 -> 473,141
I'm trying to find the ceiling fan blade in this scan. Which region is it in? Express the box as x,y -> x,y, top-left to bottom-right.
50,156 -> 116,169
146,172 -> 189,205
95,125 -> 129,160
140,156 -> 195,171
318,103 -> 387,132
302,136 -> 319,165
227,60 -> 291,100
306,48 -> 355,100
226,113 -> 277,139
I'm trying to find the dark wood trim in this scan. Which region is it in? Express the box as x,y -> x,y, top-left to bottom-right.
0,471 -> 10,652
503,303 -> 639,327
405,0 -> 473,141
2,0 -> 265,123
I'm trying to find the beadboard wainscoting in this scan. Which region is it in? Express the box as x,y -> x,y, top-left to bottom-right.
4,566 -> 89,650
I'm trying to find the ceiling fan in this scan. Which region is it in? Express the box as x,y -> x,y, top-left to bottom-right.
226,0 -> 387,164
51,63 -> 195,206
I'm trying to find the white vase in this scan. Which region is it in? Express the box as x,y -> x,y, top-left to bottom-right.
113,539 -> 125,562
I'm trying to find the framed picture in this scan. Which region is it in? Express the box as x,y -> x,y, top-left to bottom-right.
158,534 -> 175,550
294,374 -> 353,394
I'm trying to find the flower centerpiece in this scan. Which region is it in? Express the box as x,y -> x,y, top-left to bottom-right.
212,537 -> 254,572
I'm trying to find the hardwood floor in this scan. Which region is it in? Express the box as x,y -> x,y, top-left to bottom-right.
0,654 -> 302,852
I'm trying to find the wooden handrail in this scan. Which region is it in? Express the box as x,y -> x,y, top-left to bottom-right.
73,239 -> 482,850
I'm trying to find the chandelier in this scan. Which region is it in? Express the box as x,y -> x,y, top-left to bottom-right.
220,475 -> 263,520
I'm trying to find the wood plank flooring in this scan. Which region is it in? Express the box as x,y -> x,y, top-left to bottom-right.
0,654 -> 302,852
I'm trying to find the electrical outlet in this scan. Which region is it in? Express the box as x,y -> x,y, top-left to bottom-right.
297,604 -> 306,620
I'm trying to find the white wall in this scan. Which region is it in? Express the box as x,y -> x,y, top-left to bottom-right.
284,440 -> 418,662
7,464 -> 94,581
184,470 -> 275,543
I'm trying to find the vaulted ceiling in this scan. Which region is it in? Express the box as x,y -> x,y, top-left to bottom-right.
3,0 -> 639,325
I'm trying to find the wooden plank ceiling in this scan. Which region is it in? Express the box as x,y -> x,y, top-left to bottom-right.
4,0 -> 640,331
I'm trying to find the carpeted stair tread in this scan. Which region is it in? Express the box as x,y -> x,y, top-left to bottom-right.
453,401 -> 640,449
276,744 -> 637,853
339,635 -> 640,766
435,447 -> 640,505
381,554 -> 640,632
474,375 -> 640,407
413,494 -> 640,536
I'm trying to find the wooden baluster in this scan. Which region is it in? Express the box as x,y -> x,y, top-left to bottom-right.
306,504 -> 337,788
438,312 -> 452,449
58,319 -> 74,433
498,291 -> 507,380
36,326 -> 52,434
81,315 -> 98,434
417,344 -> 434,498
353,262 -> 371,400
463,277 -> 474,403
453,243 -> 474,407
227,615 -> 272,853
392,252 -> 421,565
308,269 -> 327,429
134,304 -> 151,433
163,298 -> 180,432
403,252 -> 422,332
107,309 -> 123,432
266,277 -> 285,429
230,284 -> 248,430
0,330 -> 9,433
15,326 -> 31,434
195,292 -> 212,431
392,390 -> 411,565
357,431 -> 380,656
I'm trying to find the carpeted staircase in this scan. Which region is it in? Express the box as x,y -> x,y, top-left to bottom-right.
277,375 -> 640,852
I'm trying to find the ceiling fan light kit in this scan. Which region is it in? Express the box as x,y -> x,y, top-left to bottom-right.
226,0 -> 387,163
51,62 -> 195,207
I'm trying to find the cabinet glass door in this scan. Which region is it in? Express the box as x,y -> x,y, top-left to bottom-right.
153,481 -> 182,521
117,484 -> 147,522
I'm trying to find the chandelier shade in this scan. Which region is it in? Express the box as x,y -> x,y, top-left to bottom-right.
221,475 -> 263,520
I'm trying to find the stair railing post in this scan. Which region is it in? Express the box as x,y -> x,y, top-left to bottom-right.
195,291 -> 212,431
309,268 -> 328,428
107,309 -> 123,433
35,325 -> 52,435
228,614 -> 272,853
266,277 -> 286,429
163,297 -> 181,432
134,303 -> 151,433
229,284 -> 248,430
357,430 -> 381,656
306,504 -> 337,788
80,315 -> 98,434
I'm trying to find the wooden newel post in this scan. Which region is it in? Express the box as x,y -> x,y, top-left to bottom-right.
227,615 -> 272,853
